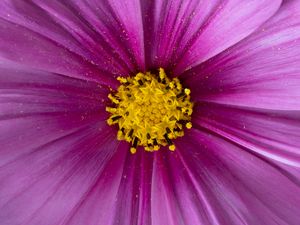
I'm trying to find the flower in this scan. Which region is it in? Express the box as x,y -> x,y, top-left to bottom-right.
0,0 -> 300,224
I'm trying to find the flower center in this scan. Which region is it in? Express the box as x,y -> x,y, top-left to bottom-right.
106,68 -> 193,154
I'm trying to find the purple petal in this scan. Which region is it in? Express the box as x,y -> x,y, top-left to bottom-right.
0,63 -> 108,166
174,129 -> 300,225
0,0 -> 145,86
151,152 -> 183,225
55,142 -> 129,225
109,151 -> 153,225
151,150 -> 212,225
0,126 -> 122,225
0,63 -> 119,224
184,0 -> 300,110
141,0 -> 281,74
193,103 -> 300,167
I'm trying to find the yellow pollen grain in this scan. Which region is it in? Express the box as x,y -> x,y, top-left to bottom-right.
106,68 -> 193,154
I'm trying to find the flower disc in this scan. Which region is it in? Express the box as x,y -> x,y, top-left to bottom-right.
106,68 -> 193,153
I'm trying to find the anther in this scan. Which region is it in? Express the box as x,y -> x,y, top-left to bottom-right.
176,92 -> 185,98
128,129 -> 134,137
164,133 -> 173,146
178,119 -> 187,125
133,137 -> 139,148
112,115 -> 122,121
138,80 -> 143,86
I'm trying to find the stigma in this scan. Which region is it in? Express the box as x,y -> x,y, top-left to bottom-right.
106,68 -> 193,154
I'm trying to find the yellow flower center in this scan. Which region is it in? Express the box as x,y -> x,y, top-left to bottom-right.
106,68 -> 193,154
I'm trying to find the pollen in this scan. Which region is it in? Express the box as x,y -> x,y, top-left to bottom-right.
106,68 -> 193,153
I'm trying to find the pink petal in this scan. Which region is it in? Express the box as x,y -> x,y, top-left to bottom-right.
109,151 -> 153,225
141,0 -> 281,74
0,0 -> 145,86
62,148 -> 154,225
184,0 -> 300,110
0,126 -> 122,225
0,63 -> 108,166
55,142 -> 129,225
151,150 -> 212,225
0,64 -> 119,224
193,103 -> 300,167
174,129 -> 300,225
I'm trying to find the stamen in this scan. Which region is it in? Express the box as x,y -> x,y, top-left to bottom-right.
106,68 -> 193,153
